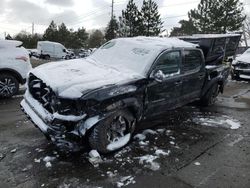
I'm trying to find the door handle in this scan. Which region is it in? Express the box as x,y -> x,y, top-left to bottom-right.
198,75 -> 204,79
175,80 -> 182,85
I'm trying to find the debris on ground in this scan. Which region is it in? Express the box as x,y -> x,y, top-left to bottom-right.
0,153 -> 5,161
88,150 -> 103,167
10,148 -> 17,153
116,176 -> 136,187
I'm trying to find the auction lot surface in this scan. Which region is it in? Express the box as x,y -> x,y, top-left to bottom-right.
0,80 -> 250,188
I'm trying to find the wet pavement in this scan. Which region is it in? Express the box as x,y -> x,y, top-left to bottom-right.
0,80 -> 250,188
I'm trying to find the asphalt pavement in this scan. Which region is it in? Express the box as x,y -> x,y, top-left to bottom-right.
0,80 -> 249,188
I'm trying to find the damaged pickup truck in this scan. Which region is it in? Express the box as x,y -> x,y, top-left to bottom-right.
21,36 -> 236,153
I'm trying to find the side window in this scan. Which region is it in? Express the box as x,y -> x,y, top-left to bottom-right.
183,50 -> 202,72
155,51 -> 181,75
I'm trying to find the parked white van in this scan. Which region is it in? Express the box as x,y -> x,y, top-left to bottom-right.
0,40 -> 32,97
37,41 -> 71,60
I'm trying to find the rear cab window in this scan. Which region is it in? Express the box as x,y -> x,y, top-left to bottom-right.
182,50 -> 203,73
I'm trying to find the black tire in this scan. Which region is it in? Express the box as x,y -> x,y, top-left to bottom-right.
200,83 -> 219,106
89,110 -> 135,154
44,55 -> 50,60
0,73 -> 19,98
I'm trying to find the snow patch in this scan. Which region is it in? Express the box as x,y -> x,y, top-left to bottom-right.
10,148 -> 17,153
136,155 -> 160,171
155,149 -> 170,156
116,176 -> 136,187
194,115 -> 241,130
43,156 -> 56,168
133,133 -> 146,141
194,162 -> 201,166
143,129 -> 157,135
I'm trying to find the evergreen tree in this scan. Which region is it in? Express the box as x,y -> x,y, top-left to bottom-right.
122,0 -> 142,37
170,19 -> 198,36
140,0 -> 163,36
189,0 -> 245,33
188,0 -> 214,33
105,16 -> 119,41
5,34 -> 12,40
14,31 -> 42,48
43,20 -> 58,41
117,16 -> 128,37
76,27 -> 89,47
88,30 -> 104,48
57,23 -> 71,46
210,0 -> 246,33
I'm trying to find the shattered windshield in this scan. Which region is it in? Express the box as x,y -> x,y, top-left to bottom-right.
89,40 -> 160,76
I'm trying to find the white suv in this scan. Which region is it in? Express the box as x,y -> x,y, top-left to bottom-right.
0,40 -> 32,97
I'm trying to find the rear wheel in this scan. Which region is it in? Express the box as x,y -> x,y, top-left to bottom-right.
44,55 -> 50,60
200,83 -> 219,106
88,110 -> 135,154
0,73 -> 19,98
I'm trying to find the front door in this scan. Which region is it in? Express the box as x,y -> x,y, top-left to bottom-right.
145,50 -> 183,117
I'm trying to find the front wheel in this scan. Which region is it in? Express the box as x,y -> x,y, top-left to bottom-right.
88,110 -> 135,154
0,74 -> 19,98
200,83 -> 219,106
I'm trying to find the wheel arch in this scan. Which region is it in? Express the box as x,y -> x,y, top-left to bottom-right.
0,68 -> 25,84
79,98 -> 142,137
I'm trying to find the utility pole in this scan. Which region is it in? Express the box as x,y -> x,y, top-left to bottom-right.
111,0 -> 114,21
32,22 -> 34,35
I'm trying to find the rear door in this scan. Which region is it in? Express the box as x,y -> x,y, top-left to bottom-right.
145,50 -> 183,117
181,49 -> 205,101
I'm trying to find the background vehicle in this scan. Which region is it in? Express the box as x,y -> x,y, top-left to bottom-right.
231,48 -> 250,80
79,49 -> 91,58
27,49 -> 39,58
21,37 -> 237,153
0,40 -> 32,98
37,41 -> 73,60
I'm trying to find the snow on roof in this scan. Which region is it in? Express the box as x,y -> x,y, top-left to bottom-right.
117,36 -> 197,48
0,40 -> 22,48
179,33 -> 241,39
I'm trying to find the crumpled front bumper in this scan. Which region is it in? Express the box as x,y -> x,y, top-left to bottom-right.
20,91 -> 87,151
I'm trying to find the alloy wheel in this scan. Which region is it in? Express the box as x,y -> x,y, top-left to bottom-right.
0,78 -> 16,96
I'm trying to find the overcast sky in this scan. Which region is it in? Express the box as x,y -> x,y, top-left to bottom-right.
0,0 -> 249,39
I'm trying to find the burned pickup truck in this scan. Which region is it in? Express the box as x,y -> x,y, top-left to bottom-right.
21,36 -> 239,153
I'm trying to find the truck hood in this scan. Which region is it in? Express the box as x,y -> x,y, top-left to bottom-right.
31,58 -> 143,99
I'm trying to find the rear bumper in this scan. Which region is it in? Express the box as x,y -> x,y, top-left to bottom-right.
20,91 -> 86,151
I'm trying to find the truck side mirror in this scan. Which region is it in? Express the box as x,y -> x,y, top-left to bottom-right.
150,70 -> 165,82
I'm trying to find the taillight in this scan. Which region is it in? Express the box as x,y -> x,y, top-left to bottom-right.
16,56 -> 28,62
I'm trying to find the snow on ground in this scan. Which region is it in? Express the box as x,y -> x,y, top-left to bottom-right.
194,162 -> 201,166
136,155 -> 160,171
193,115 -> 241,130
155,149 -> 170,156
43,156 -> 56,168
133,133 -> 146,141
116,176 -> 136,187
